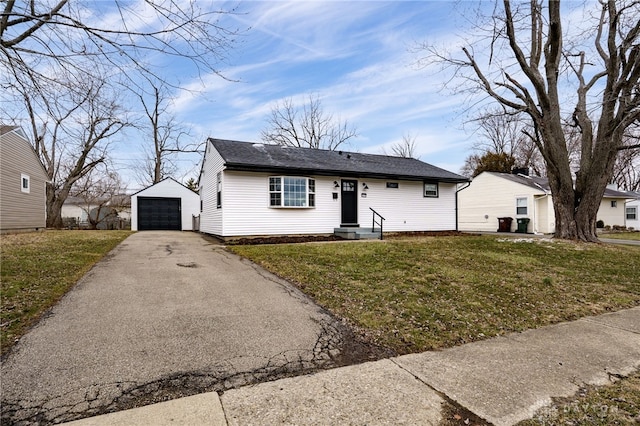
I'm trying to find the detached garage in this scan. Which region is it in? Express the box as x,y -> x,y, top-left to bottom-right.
131,178 -> 200,231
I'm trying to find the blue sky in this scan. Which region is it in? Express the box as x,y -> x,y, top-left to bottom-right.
117,1 -> 488,190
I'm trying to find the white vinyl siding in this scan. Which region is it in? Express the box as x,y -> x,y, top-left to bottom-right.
199,142 -> 461,237
204,172 -> 457,237
199,146 -> 226,236
458,173 -> 545,233
625,199 -> 640,229
597,197 -> 627,228
131,178 -> 200,231
358,180 -> 456,232
216,172 -> 338,236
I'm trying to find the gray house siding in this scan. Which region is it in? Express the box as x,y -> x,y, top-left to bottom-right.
0,127 -> 49,232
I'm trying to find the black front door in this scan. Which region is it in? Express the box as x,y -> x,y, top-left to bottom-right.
341,179 -> 358,226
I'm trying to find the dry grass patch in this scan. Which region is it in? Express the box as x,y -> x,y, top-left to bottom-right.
229,235 -> 640,354
1,230 -> 133,355
601,231 -> 640,241
520,370 -> 640,425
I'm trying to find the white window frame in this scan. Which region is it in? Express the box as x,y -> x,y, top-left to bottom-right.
269,176 -> 315,208
626,206 -> 637,220
611,200 -> 617,208
216,172 -> 222,209
516,197 -> 528,215
21,173 -> 30,193
423,181 -> 438,198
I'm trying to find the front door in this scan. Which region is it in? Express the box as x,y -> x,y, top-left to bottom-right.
341,179 -> 358,226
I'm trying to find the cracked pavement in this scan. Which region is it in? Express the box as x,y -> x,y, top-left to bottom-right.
1,232 -> 385,425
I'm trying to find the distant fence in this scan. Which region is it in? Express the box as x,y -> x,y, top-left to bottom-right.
62,217 -> 131,230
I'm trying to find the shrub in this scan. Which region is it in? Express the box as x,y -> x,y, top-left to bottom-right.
596,220 -> 605,228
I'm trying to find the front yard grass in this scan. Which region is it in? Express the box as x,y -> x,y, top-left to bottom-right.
1,230 -> 132,356
600,231 -> 640,241
231,235 -> 640,424
229,235 -> 640,354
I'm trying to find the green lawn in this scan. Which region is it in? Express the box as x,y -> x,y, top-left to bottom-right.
600,231 -> 640,241
229,235 -> 640,354
231,235 -> 640,424
1,230 -> 132,355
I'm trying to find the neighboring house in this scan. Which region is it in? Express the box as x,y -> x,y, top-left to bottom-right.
62,194 -> 131,229
198,138 -> 469,239
61,196 -> 94,226
131,178 -> 199,231
625,192 -> 640,230
458,171 -> 631,234
0,125 -> 49,233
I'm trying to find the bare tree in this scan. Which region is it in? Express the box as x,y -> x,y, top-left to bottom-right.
1,1 -> 241,97
612,129 -> 640,191
387,132 -> 419,158
423,0 -> 640,241
20,71 -> 126,228
135,80 -> 194,186
261,94 -> 357,150
464,108 -> 546,176
72,168 -> 126,230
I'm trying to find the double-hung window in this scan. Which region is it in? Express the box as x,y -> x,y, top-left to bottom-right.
269,176 -> 315,208
423,182 -> 438,198
627,206 -> 637,220
516,197 -> 528,215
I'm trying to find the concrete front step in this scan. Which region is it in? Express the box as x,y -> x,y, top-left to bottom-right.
334,227 -> 382,240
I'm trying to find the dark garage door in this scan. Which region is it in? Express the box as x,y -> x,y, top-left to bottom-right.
138,197 -> 181,230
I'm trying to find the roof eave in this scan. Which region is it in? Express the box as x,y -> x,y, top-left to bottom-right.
223,163 -> 469,183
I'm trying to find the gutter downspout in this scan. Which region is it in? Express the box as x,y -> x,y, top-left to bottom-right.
455,181 -> 472,232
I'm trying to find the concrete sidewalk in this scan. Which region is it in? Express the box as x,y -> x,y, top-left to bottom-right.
65,307 -> 640,426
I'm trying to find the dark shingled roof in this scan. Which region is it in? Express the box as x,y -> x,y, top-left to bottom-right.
485,172 -> 632,198
209,138 -> 469,183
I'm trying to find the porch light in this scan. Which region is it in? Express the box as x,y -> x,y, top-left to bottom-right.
362,183 -> 369,190
334,181 -> 340,188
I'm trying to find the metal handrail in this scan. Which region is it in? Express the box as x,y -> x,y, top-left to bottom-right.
369,207 -> 386,240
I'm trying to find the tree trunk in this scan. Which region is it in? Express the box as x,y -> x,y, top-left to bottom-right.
46,184 -> 65,229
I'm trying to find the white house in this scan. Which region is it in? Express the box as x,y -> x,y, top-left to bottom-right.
458,171 -> 632,234
625,192 -> 640,230
131,178 -> 200,231
62,194 -> 131,229
198,138 -> 469,239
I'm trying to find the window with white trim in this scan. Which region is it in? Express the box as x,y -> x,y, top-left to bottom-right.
269,177 -> 315,208
611,200 -> 617,208
627,206 -> 637,220
216,172 -> 222,208
423,182 -> 438,197
21,174 -> 30,193
516,197 -> 528,215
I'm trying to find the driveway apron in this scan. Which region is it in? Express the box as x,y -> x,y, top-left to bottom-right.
1,232 -> 349,425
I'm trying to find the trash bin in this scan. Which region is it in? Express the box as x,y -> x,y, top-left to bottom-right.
497,217 -> 513,232
516,218 -> 530,233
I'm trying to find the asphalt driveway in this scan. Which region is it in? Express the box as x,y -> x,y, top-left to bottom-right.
1,232 -> 379,425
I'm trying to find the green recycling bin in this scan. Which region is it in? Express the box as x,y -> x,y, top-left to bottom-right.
516,218 -> 530,233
